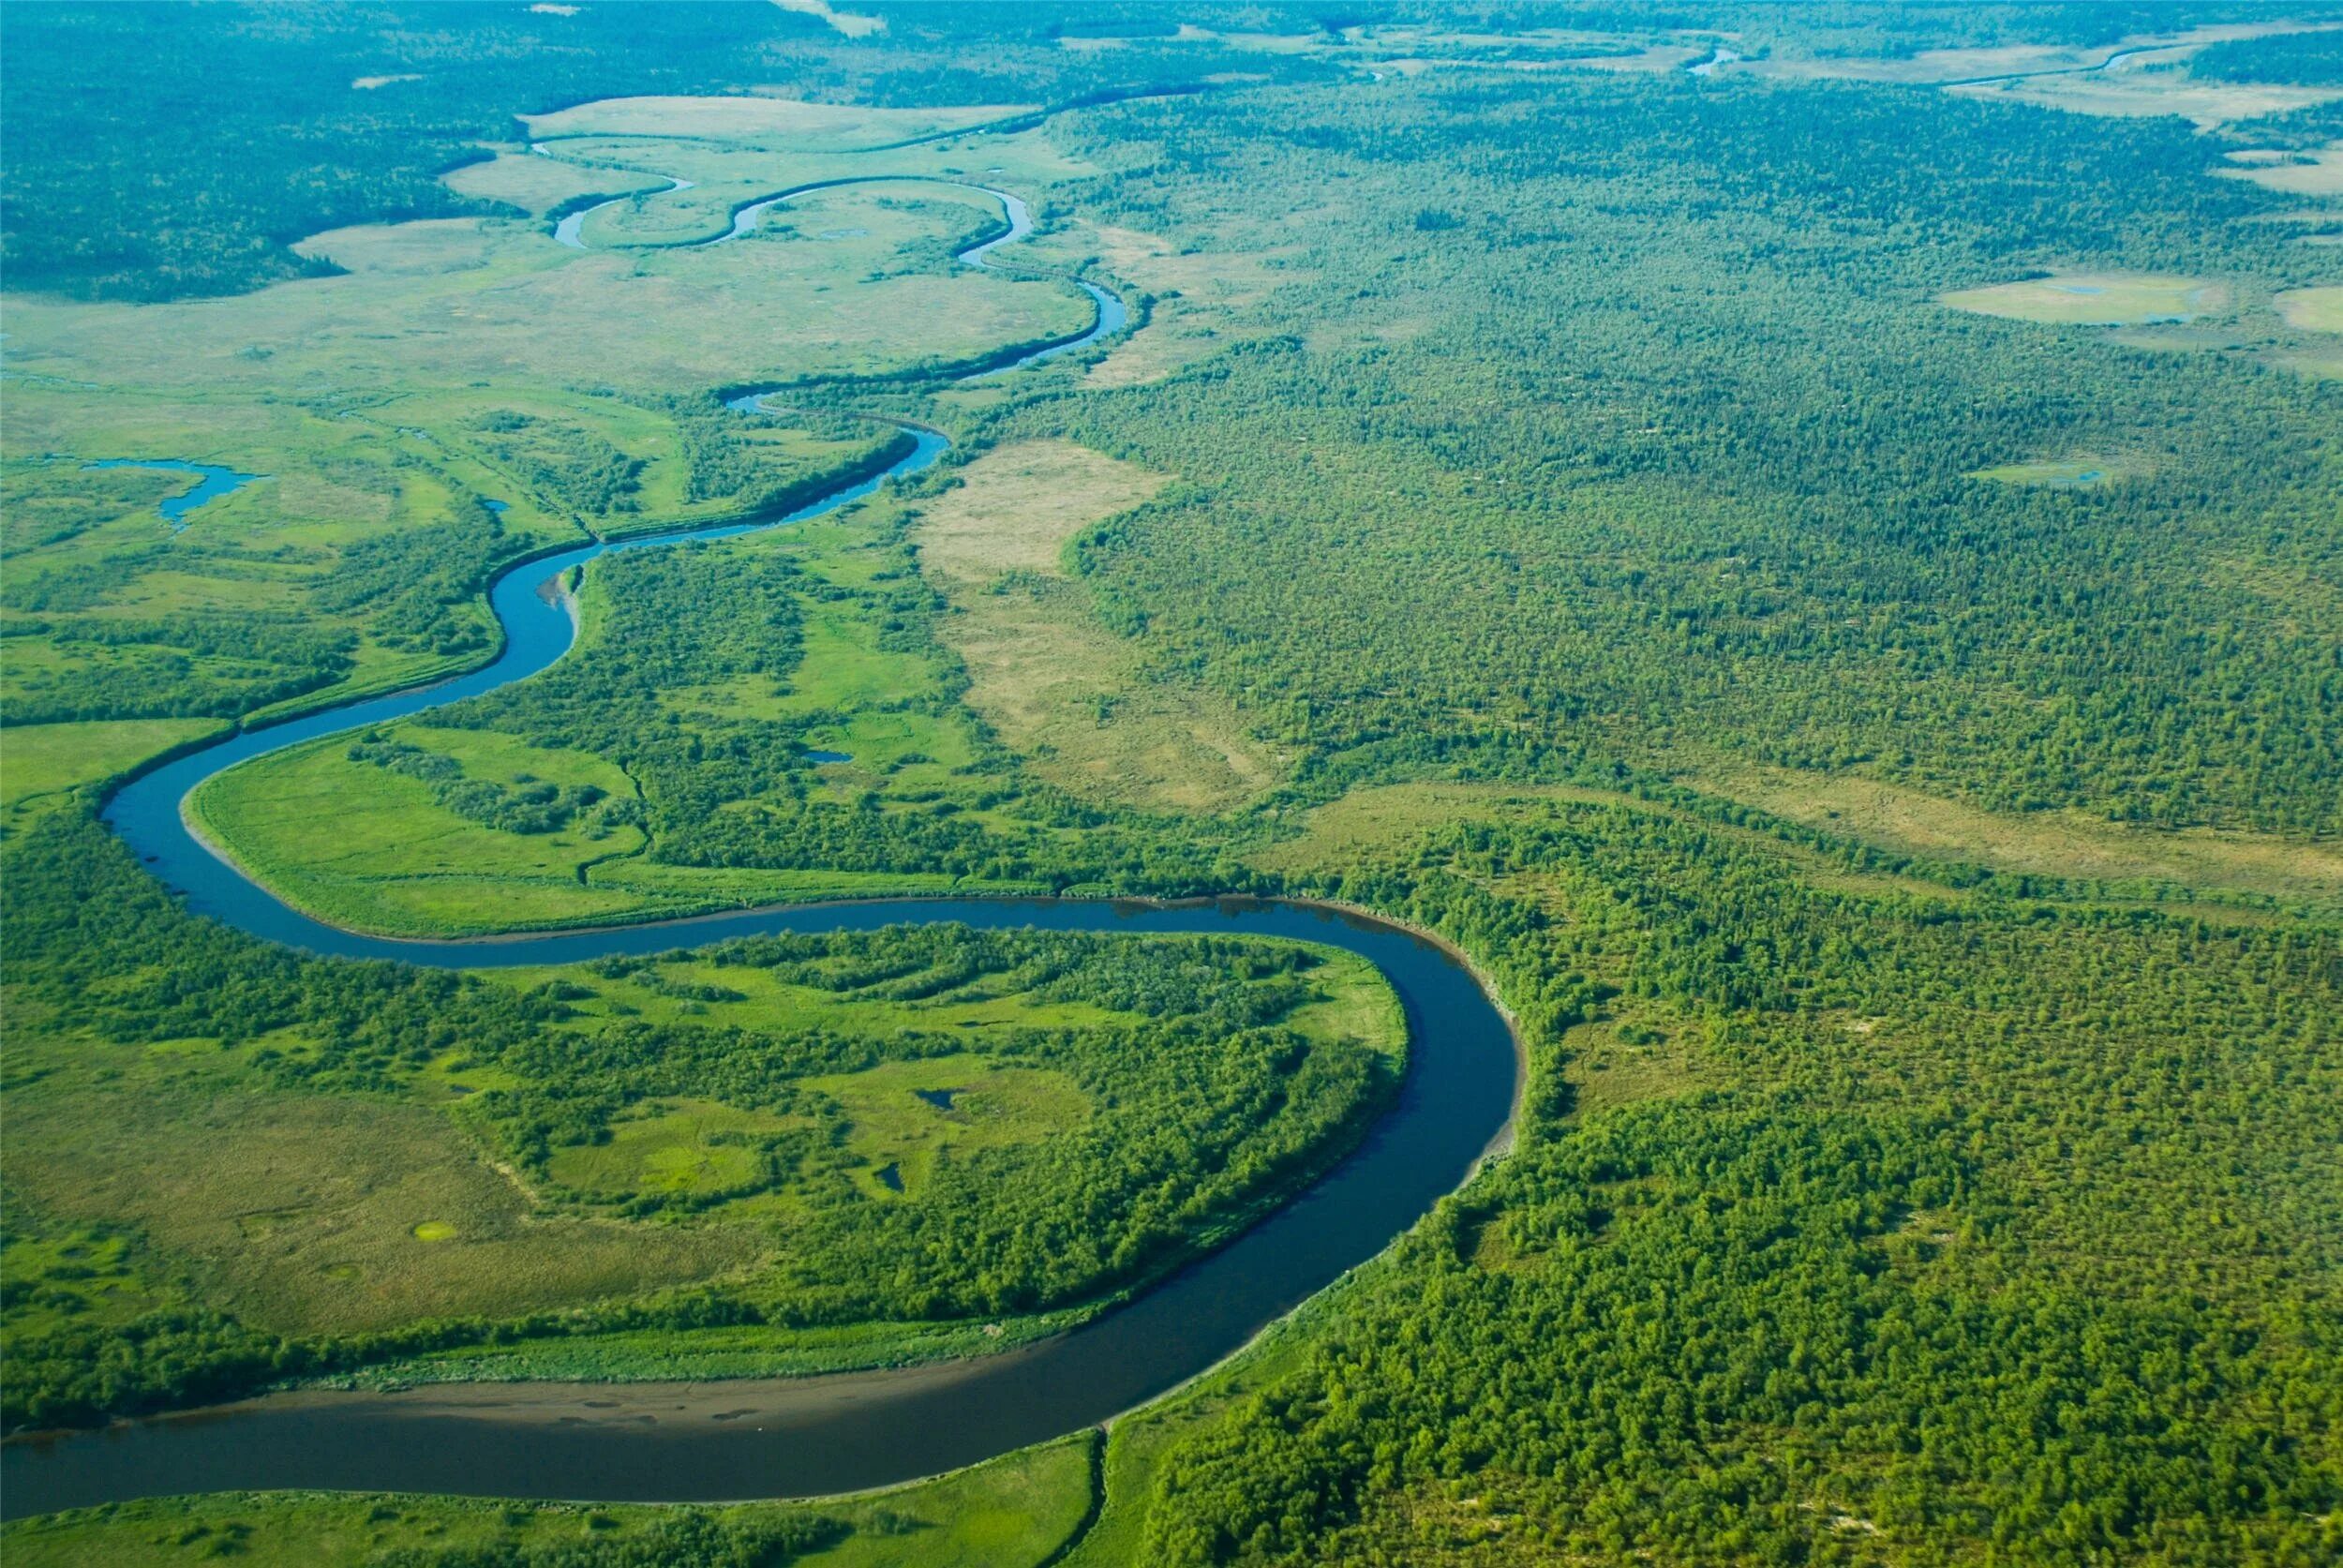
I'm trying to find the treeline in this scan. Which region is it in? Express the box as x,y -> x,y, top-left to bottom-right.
2192,28 -> 2343,85
1,612 -> 356,726
1130,797 -> 2343,1564
468,411 -> 644,521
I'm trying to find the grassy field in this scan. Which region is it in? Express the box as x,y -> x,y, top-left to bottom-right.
190,724 -> 668,935
0,1432 -> 1097,1568
442,148 -> 665,216
912,440 -> 1282,813
2220,142 -> 2343,198
0,718 -> 224,822
1939,271 -> 2230,325
2277,285 -> 2343,332
1965,455 -> 2127,486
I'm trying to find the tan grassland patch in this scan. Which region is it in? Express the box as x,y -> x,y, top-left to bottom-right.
769,0 -> 887,37
1686,763 -> 2343,906
917,441 -> 1281,813
1770,21 -> 2343,87
2220,143 -> 2343,199
6,1075 -> 753,1336
1940,271 -> 2226,326
2276,286 -> 2343,333
442,150 -> 665,216
1951,72 -> 2342,129
292,219 -> 501,276
1091,224 -> 1305,307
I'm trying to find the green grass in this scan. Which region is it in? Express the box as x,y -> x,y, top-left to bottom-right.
1967,455 -> 2125,486
0,718 -> 224,821
798,1055 -> 1092,1198
0,1431 -> 1096,1568
188,724 -> 676,936
548,1098 -> 798,1199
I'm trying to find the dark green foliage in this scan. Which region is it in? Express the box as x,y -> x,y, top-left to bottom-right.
345,734 -> 619,835
467,413 -> 644,521
2193,29 -> 2343,85
1017,69 -> 2342,832
308,515 -> 505,658
1142,798 -> 2343,1564
1,613 -> 356,725
369,1512 -> 844,1568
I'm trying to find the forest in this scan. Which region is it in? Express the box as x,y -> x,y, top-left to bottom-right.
3,3 -> 2341,1565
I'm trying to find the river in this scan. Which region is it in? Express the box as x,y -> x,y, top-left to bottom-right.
6,163 -> 1515,1517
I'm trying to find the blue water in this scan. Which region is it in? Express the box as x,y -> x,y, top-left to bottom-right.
805,749 -> 853,764
552,174 -> 696,248
83,458 -> 265,531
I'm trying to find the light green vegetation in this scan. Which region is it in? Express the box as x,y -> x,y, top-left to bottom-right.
798,1057 -> 1092,1199
2277,283 -> 2343,329
0,1431 -> 1096,1568
4,882 -> 1407,1401
191,724 -> 658,933
440,148 -> 664,216
1965,455 -> 2127,486
0,717 -> 222,823
1939,269 -> 2229,324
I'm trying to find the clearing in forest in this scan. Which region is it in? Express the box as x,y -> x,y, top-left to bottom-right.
1940,271 -> 2228,325
2276,286 -> 2343,332
915,440 -> 1284,813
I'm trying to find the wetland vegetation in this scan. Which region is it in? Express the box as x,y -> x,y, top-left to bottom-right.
4,2 -> 2341,1564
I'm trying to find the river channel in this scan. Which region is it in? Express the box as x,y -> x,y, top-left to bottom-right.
4,170 -> 1517,1516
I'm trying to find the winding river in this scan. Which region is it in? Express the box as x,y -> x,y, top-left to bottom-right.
3,166 -> 1515,1518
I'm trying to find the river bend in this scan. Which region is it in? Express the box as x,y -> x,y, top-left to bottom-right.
6,168 -> 1515,1517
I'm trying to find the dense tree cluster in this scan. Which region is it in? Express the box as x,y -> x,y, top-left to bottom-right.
1134,799 -> 2343,1565
0,813 -> 1391,1424
1014,69 -> 2342,833
346,733 -> 623,836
